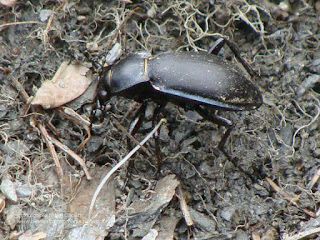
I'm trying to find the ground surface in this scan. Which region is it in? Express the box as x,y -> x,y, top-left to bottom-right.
1,1 -> 320,239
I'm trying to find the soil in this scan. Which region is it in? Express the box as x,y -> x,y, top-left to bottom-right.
1,1 -> 320,240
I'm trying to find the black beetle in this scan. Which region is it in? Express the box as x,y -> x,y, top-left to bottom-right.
93,38 -> 263,161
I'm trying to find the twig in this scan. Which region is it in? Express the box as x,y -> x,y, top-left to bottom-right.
10,77 -> 31,103
266,177 -> 315,217
10,77 -> 92,180
88,118 -> 166,219
58,107 -> 91,152
43,0 -> 65,43
38,123 -> 64,178
307,167 -> 320,190
49,134 -> 92,180
0,21 -> 44,30
284,227 -> 320,240
266,177 -> 297,202
176,185 -> 193,226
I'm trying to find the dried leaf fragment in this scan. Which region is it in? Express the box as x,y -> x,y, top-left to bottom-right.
31,61 -> 92,109
18,230 -> 47,240
0,194 -> 5,213
68,167 -> 115,223
0,0 -> 17,7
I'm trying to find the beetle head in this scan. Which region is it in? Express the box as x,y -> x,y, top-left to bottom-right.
89,65 -> 112,128
98,65 -> 112,101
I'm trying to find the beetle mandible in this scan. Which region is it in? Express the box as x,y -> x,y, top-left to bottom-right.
93,38 -> 263,161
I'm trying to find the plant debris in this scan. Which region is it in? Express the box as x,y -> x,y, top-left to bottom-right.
1,1 -> 320,239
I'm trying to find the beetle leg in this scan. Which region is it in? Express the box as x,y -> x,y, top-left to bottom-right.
127,103 -> 147,149
134,102 -> 166,197
124,102 -> 166,191
209,115 -> 233,155
208,38 -> 225,55
195,107 -> 257,182
90,93 -> 110,132
209,37 -> 257,78
122,103 -> 148,189
195,107 -> 233,160
151,102 -> 167,177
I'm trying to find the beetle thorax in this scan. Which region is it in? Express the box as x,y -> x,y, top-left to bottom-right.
108,53 -> 150,94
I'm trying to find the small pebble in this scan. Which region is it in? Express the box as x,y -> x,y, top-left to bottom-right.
5,205 -> 22,229
16,185 -> 32,198
0,176 -> 17,202
313,148 -> 320,158
39,9 -> 53,22
220,206 -> 235,221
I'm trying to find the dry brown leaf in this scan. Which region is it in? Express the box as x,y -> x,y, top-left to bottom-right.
31,61 -> 92,109
126,175 -> 180,237
68,167 -> 115,227
18,230 -> 46,240
0,0 -> 17,7
0,194 -> 5,213
157,215 -> 179,240
130,174 -> 180,213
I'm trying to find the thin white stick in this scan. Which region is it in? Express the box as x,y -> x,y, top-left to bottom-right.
88,118 -> 167,219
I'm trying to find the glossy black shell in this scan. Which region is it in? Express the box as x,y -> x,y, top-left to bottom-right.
105,51 -> 262,111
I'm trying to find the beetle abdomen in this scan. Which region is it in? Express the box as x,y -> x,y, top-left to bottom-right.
147,52 -> 262,111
